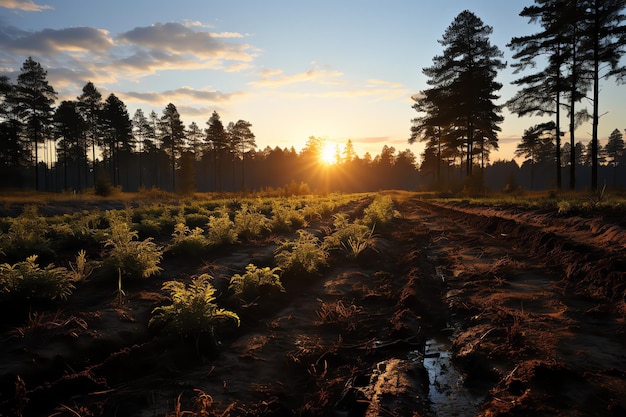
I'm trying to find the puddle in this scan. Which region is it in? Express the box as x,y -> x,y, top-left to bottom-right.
419,335 -> 483,416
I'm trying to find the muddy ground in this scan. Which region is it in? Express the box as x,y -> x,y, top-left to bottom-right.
0,194 -> 625,416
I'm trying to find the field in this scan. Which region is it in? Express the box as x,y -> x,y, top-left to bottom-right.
0,191 -> 624,417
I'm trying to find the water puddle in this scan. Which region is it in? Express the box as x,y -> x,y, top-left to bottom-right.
419,335 -> 483,416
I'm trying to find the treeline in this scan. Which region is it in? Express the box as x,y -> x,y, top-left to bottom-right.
0,59 -> 420,193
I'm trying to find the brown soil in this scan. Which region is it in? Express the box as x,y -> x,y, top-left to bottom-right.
1,195 -> 625,416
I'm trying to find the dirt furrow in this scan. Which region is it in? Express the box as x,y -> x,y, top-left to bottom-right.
402,197 -> 626,417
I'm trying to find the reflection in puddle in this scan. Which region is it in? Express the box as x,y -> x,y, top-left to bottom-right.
419,336 -> 483,416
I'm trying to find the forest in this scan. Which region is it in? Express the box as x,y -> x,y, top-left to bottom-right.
2,2 -> 626,195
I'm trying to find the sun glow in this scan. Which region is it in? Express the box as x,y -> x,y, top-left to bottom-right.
319,142 -> 338,165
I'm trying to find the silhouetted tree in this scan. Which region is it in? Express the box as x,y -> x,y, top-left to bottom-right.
515,122 -> 556,188
230,119 -> 255,191
14,57 -> 57,190
77,81 -> 103,187
420,10 -> 505,178
205,111 -> 227,191
583,0 -> 626,190
101,93 -> 133,188
54,100 -> 85,190
508,0 -> 569,189
178,151 -> 196,194
0,75 -> 27,187
160,103 -> 185,191
132,108 -> 153,188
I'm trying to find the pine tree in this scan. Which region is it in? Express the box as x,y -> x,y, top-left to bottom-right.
14,57 -> 57,190
159,103 -> 185,192
77,81 -> 103,188
205,111 -> 227,191
583,0 -> 626,190
418,11 -> 505,179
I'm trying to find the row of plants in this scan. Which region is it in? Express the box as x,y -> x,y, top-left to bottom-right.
0,193 -> 397,350
436,189 -> 626,214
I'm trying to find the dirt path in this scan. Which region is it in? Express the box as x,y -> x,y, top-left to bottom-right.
402,198 -> 626,417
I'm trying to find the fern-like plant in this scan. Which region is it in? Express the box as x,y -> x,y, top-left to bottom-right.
323,213 -> 376,259
167,222 -> 209,256
228,263 -> 284,301
360,195 -> 395,228
274,230 -> 328,274
0,205 -> 54,261
234,203 -> 269,240
150,275 -> 239,345
0,255 -> 75,302
206,208 -> 238,246
104,216 -> 163,279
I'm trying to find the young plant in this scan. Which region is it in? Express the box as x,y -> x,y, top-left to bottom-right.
150,275 -> 240,345
269,200 -> 307,233
323,213 -> 377,258
206,208 -> 238,246
104,215 -> 163,279
234,203 -> 269,240
167,222 -> 209,256
0,205 -> 53,261
0,255 -> 75,302
228,263 -> 284,301
274,230 -> 328,274
360,195 -> 395,228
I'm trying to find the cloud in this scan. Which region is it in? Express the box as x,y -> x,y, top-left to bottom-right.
367,79 -> 404,89
0,0 -> 52,12
249,67 -> 344,87
118,22 -> 255,62
0,25 -> 113,56
119,86 -> 244,106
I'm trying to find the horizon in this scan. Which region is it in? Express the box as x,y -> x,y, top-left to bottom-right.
1,0 -> 625,164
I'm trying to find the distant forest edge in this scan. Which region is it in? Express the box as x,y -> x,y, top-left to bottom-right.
2,2 -> 626,194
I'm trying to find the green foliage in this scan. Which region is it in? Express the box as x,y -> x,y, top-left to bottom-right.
234,203 -> 269,240
360,195 -> 395,229
269,200 -> 307,233
49,210 -> 106,250
228,263 -> 284,301
206,208 -> 238,246
0,205 -> 53,260
167,222 -> 208,256
324,213 -> 377,259
275,230 -> 328,274
104,214 -> 162,279
150,275 -> 240,338
0,255 -> 75,302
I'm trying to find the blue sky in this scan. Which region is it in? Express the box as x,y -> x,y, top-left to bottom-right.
1,0 -> 625,162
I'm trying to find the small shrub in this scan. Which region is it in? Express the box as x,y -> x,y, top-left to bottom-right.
0,205 -> 54,261
206,209 -> 238,246
360,195 -> 394,228
275,230 -> 328,274
0,255 -> 75,302
149,275 -> 240,340
228,264 -> 284,301
167,222 -> 209,256
234,203 -> 269,240
324,213 -> 376,258
269,201 -> 307,233
104,215 -> 163,279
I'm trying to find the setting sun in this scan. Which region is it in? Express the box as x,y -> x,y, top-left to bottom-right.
319,142 -> 338,165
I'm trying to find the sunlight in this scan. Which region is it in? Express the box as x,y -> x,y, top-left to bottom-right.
319,142 -> 337,165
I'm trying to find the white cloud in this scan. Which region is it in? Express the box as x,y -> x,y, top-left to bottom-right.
0,0 -> 52,12
249,67 -> 344,87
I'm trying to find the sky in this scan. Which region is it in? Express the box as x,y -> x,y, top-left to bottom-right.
1,0 -> 626,164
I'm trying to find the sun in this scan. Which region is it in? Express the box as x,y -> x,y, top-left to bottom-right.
319,142 -> 337,165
